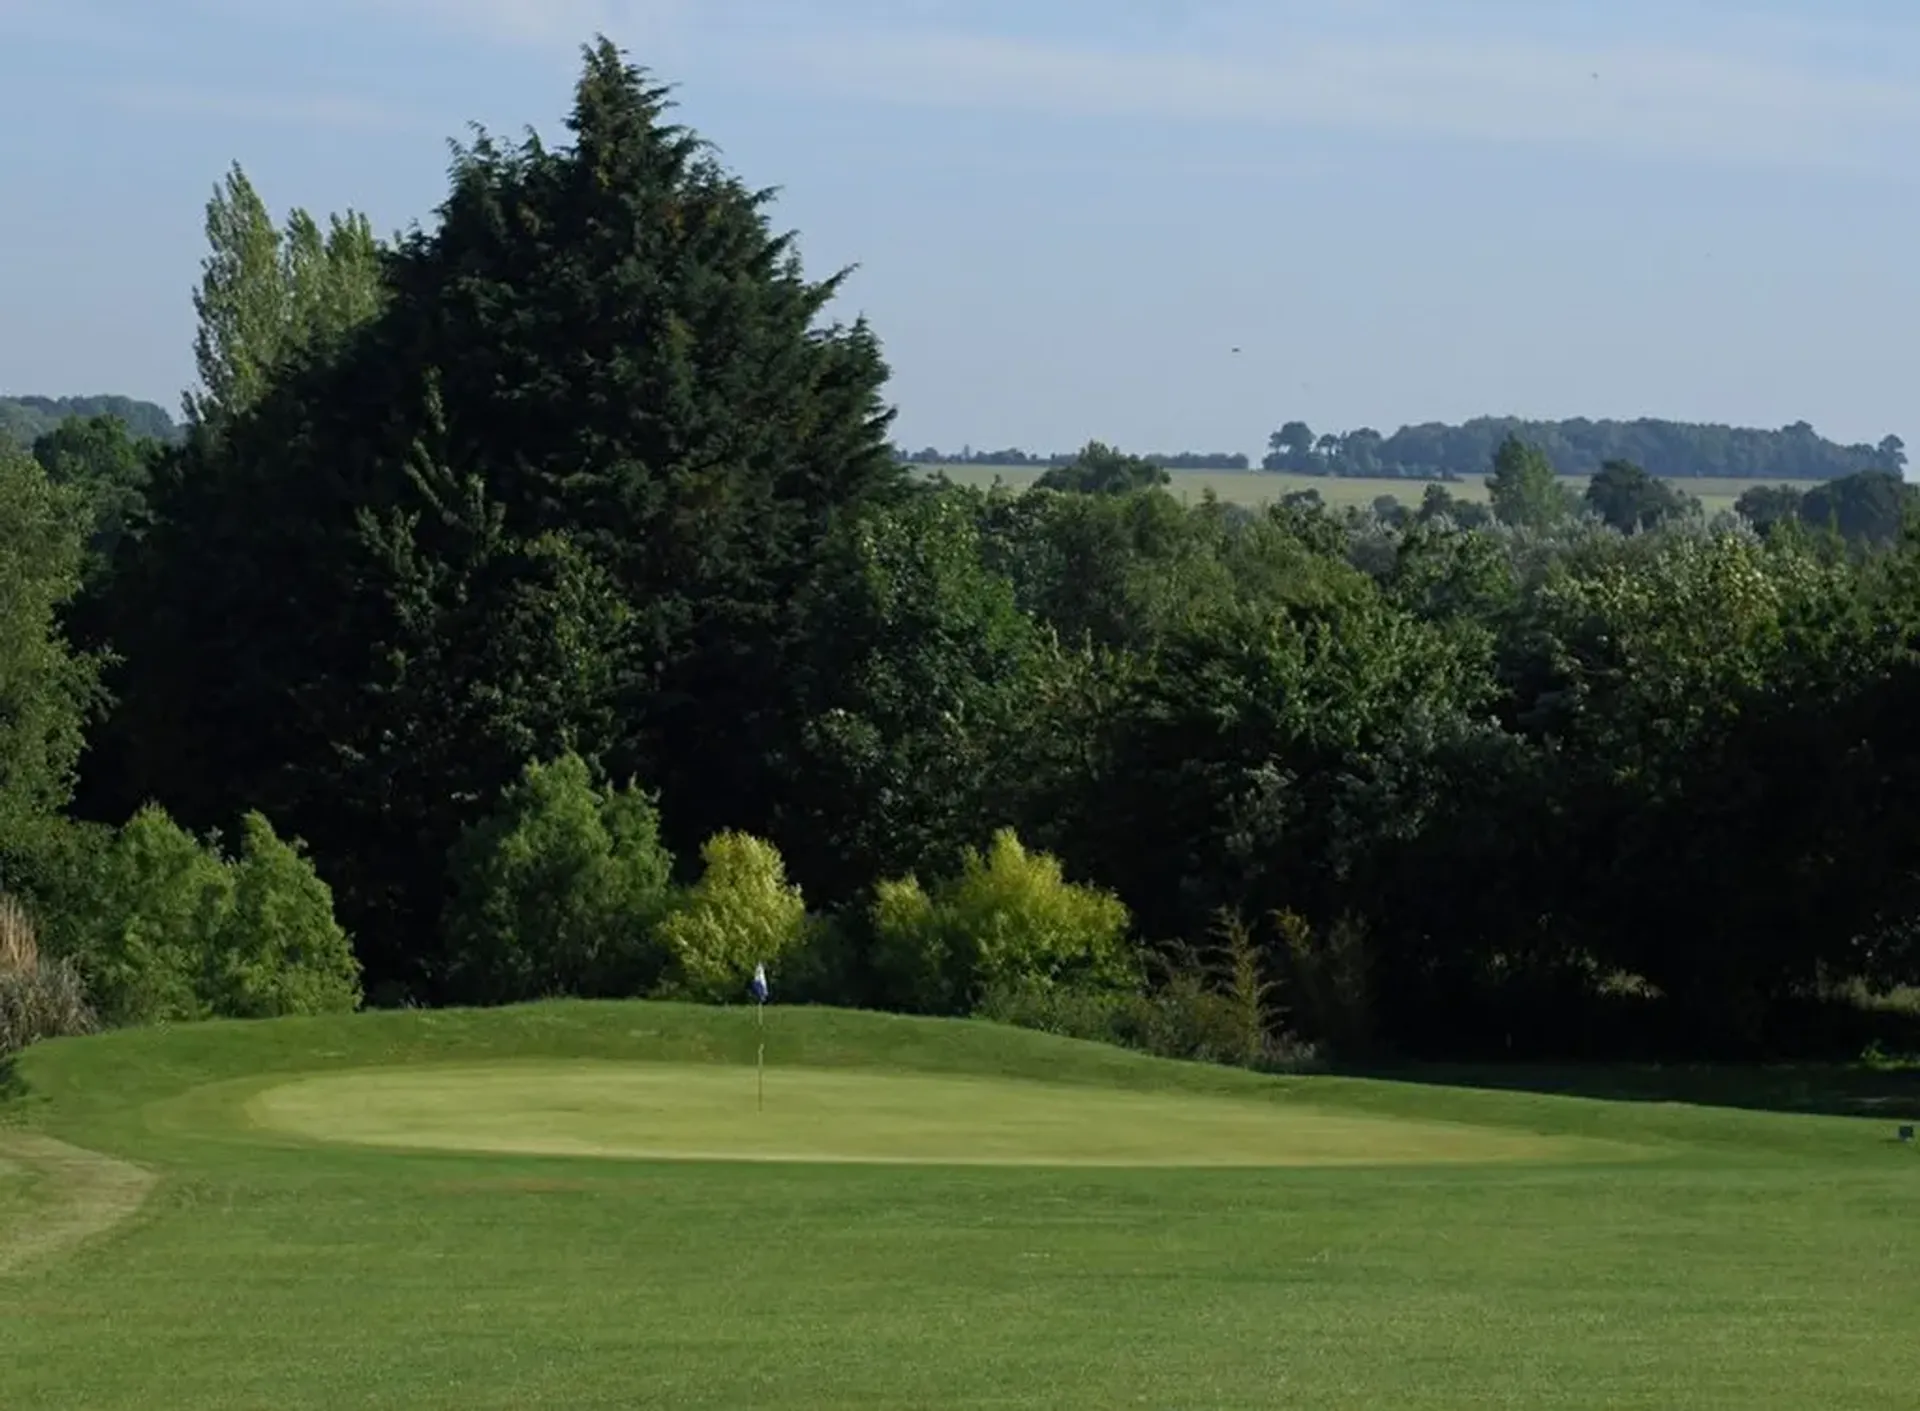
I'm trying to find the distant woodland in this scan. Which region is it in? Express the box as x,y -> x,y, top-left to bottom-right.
0,396 -> 178,448
897,417 -> 1905,483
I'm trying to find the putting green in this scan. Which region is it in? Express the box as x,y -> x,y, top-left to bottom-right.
244,1061 -> 1638,1167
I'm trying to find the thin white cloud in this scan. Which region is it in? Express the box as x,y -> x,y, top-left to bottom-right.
760,24 -> 1920,172
101,84 -> 424,133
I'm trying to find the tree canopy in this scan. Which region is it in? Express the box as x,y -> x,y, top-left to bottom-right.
3,37 -> 1915,1067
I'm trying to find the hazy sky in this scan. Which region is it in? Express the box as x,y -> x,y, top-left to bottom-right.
3,0 -> 1917,457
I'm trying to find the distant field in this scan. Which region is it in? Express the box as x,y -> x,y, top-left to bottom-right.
920,464 -> 1817,515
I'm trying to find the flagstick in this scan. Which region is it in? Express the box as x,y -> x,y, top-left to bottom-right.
755,998 -> 765,1112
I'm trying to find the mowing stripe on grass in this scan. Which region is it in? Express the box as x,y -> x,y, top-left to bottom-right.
0,1129 -> 155,1277
243,1060 -> 1647,1168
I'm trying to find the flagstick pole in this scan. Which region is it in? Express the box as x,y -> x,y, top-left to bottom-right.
756,998 -> 765,1112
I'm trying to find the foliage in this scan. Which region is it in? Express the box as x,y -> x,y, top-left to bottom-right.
1584,458 -> 1700,533
97,42 -> 899,1001
183,163 -> 385,427
208,814 -> 363,1019
0,442 -> 104,867
1486,435 -> 1573,530
58,805 -> 358,1027
1033,440 -> 1171,495
0,395 -> 178,449
778,491 -> 1066,901
655,832 -> 808,1002
443,752 -> 677,1004
1264,413 -> 1903,481
872,829 -> 1136,1016
64,806 -> 225,1025
1271,909 -> 1375,1058
25,44 -> 1920,1063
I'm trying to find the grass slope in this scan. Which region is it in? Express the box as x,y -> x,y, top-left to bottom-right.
3,1001 -> 1919,1409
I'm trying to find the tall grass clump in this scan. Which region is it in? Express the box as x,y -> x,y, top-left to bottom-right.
0,892 -> 97,1059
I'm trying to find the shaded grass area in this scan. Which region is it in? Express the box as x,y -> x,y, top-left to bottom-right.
1360,1060 -> 1920,1125
2,1002 -> 1918,1409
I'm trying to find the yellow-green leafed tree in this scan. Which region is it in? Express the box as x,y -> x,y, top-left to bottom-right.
873,829 -> 1137,1016
655,833 -> 807,1002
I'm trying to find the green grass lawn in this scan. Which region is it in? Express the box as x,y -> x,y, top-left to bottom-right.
921,464 -> 1812,515
4,1001 -> 1918,1408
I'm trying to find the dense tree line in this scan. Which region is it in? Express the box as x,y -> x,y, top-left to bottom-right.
898,446 -> 1251,470
0,396 -> 178,449
1265,417 -> 1905,482
4,41 -> 1918,1068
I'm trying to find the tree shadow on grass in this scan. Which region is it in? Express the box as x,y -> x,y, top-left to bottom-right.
1348,1060 -> 1920,1123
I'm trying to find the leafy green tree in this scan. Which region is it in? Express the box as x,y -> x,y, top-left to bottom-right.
443,752 -> 676,1004
655,832 -> 807,1001
1263,421 -> 1316,470
1062,581 -> 1495,948
871,829 -> 1136,1016
1486,435 -> 1571,530
777,489 -> 1065,900
1798,470 -> 1916,548
31,414 -> 160,583
1034,440 -> 1170,495
184,163 -> 384,427
1734,483 -> 1805,533
1584,459 -> 1698,533
0,442 -> 102,876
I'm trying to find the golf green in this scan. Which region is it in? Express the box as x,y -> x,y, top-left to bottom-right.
242,1059 -> 1632,1166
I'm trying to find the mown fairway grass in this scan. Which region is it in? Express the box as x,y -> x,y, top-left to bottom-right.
3,1001 -> 1919,1408
922,464 -> 1813,515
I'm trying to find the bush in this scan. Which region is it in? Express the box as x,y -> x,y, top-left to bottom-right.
873,829 -> 1137,1016
443,753 -> 677,1004
207,814 -> 362,1018
81,806 -> 230,1024
60,805 -> 360,1026
655,832 -> 808,1002
0,894 -> 97,1057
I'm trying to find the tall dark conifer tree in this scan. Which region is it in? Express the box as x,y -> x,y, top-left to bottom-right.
98,39 -> 900,998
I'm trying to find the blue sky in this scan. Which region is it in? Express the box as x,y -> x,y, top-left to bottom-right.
3,0 -> 1918,457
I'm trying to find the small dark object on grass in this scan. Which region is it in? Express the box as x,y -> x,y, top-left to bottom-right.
1900,1125 -> 1915,1143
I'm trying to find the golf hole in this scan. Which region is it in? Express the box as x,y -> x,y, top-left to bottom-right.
244,1061 -> 1639,1168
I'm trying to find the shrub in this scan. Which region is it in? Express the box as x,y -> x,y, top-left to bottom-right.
206,813 -> 362,1018
873,829 -> 1137,1016
59,805 -> 360,1026
443,753 -> 677,1004
655,832 -> 807,1002
0,894 -> 97,1058
80,806 -> 230,1024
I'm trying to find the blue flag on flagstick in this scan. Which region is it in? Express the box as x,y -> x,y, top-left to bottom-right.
750,962 -> 769,1004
